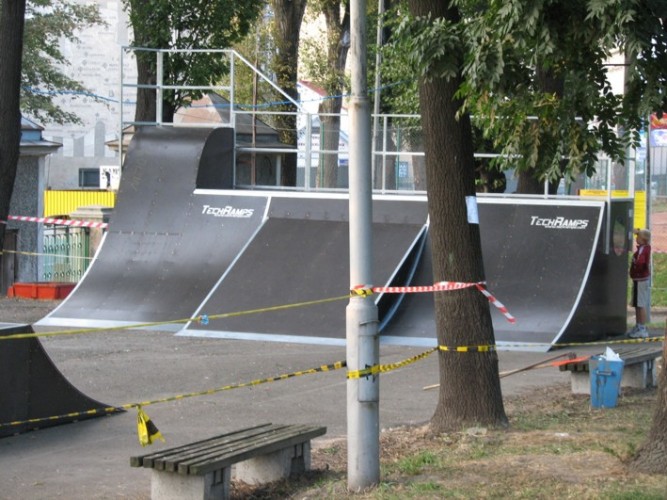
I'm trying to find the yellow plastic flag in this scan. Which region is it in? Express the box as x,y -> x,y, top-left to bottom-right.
136,406 -> 165,446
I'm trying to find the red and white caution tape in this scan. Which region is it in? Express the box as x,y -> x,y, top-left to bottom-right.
5,215 -> 108,229
474,283 -> 516,323
352,281 -> 516,324
369,281 -> 478,294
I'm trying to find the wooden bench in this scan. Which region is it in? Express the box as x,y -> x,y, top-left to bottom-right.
559,345 -> 663,395
130,423 -> 326,500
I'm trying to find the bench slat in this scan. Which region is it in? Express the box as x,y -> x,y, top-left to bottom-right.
130,423 -> 326,477
154,424 -> 294,472
185,425 -> 326,475
130,423 -> 273,468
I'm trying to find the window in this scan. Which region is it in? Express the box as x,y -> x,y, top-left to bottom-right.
79,168 -> 99,188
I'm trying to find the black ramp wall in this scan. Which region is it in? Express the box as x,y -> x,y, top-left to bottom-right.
39,126 -> 266,329
382,198 -> 629,349
180,196 -> 428,343
0,324 -> 120,437
477,199 -> 604,344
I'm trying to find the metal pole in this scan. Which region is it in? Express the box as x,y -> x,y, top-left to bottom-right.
156,51 -> 163,125
347,0 -> 380,491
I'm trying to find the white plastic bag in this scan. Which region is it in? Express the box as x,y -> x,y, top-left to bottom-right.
602,346 -> 621,361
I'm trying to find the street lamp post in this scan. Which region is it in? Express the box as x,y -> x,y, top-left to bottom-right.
347,0 -> 380,491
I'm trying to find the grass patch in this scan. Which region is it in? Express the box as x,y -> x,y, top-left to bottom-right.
243,384 -> 667,499
651,253 -> 667,308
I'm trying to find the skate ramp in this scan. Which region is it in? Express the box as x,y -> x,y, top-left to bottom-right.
179,196 -> 428,344
0,323 -> 121,438
37,126 -> 260,330
37,126 -> 631,350
381,198 -> 631,350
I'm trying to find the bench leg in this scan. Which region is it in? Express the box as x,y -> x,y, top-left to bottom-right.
569,372 -> 590,395
151,468 -> 231,500
234,442 -> 312,485
621,360 -> 657,390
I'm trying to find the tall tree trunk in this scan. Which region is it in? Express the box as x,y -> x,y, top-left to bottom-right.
516,67 -> 565,194
407,0 -> 507,432
0,0 -> 27,254
319,105 -> 343,188
317,1 -> 350,189
270,0 -> 307,187
629,339 -> 667,473
127,0 -> 175,124
134,52 -> 157,123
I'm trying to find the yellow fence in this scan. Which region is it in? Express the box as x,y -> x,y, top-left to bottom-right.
43,190 -> 116,218
579,190 -> 647,230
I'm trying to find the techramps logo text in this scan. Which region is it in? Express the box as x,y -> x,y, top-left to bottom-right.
202,204 -> 255,218
530,215 -> 589,230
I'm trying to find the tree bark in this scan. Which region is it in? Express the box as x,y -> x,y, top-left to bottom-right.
270,0 -> 308,187
0,0 -> 27,252
134,51 -> 157,123
317,1 -> 350,189
406,0 -> 507,432
629,339 -> 667,474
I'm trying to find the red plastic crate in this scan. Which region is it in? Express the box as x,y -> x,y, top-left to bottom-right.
8,282 -> 75,300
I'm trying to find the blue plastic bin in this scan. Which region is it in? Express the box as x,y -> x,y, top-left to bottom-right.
589,356 -> 624,408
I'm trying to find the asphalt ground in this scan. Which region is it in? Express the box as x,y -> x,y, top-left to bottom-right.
0,297 -> 663,499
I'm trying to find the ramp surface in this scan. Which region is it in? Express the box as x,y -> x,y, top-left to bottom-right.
180,196 -> 427,344
0,323 -> 121,437
381,198 -> 630,349
38,126 -> 265,330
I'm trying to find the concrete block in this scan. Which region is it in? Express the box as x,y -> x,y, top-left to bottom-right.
234,443 -> 311,485
151,468 -> 230,500
621,360 -> 657,389
570,372 -> 590,395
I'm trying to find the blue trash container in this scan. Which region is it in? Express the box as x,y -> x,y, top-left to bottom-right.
589,356 -> 624,408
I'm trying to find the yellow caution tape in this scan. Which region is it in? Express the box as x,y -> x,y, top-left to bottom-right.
0,360 -> 347,430
0,294 -> 352,341
0,406 -> 123,429
347,348 -> 437,379
438,344 -> 496,352
136,406 -> 165,446
0,249 -> 94,260
2,332 -> 662,436
350,286 -> 374,297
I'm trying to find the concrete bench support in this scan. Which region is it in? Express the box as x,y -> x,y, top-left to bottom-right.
151,467 -> 231,500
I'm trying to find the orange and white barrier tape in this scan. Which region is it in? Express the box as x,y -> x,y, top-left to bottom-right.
4,215 -> 108,229
352,281 -> 516,324
474,283 -> 515,323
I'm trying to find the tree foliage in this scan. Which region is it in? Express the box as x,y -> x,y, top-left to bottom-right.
385,1 -> 667,192
123,0 -> 263,122
21,0 -> 103,125
268,0 -> 308,185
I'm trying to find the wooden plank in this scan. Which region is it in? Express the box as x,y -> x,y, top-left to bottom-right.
176,425 -> 317,474
130,423 -> 273,468
187,425 -> 326,476
155,424 -> 293,473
